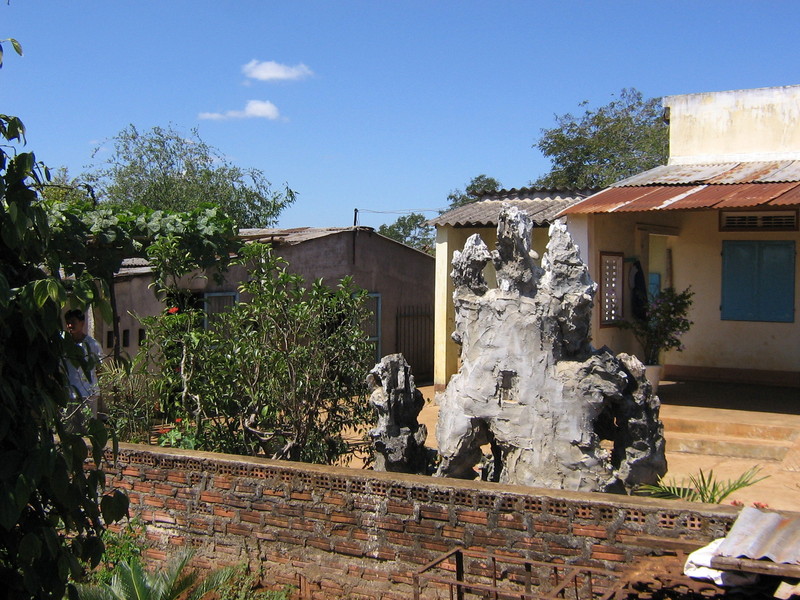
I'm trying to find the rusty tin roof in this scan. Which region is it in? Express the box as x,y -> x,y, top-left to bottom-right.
561,161 -> 800,215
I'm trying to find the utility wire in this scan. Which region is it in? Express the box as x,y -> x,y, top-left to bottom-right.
353,207 -> 448,227
355,207 -> 447,215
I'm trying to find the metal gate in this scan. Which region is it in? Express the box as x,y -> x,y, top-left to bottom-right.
396,304 -> 433,383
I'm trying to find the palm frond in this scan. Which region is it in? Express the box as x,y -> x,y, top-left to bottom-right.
73,583 -> 120,600
160,550 -> 198,600
187,564 -> 237,600
637,466 -> 767,504
637,479 -> 699,501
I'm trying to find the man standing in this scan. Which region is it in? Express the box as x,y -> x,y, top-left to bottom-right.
63,308 -> 103,420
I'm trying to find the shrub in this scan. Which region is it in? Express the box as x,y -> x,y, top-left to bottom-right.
98,358 -> 159,443
138,243 -> 374,464
622,286 -> 694,365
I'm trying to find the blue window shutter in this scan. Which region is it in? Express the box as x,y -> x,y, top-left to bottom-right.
722,240 -> 795,322
721,241 -> 758,320
757,241 -> 795,322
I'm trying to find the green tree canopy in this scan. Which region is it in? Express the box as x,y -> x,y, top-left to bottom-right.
378,212 -> 435,254
446,174 -> 502,209
533,88 -> 668,189
84,124 -> 295,228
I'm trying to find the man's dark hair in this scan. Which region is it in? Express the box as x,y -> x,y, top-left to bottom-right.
64,309 -> 85,321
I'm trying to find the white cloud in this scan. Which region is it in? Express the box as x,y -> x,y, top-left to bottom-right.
242,59 -> 313,82
199,100 -> 281,121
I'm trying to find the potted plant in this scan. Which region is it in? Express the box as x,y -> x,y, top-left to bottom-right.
622,286 -> 694,392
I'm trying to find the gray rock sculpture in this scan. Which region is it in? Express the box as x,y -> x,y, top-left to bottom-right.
368,354 -> 429,474
436,207 -> 666,493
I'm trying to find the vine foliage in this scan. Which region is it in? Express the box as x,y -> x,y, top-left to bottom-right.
0,40 -> 127,599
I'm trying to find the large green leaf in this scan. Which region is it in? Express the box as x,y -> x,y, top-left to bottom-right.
17,532 -> 43,565
101,490 -> 130,524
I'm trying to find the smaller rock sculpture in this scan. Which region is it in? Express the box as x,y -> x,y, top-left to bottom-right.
368,354 -> 429,474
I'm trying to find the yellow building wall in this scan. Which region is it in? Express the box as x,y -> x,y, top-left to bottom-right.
665,85 -> 800,163
589,211 -> 800,377
670,212 -> 799,374
433,224 -> 550,390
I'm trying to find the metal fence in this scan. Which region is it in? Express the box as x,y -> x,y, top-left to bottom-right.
396,304 -> 433,383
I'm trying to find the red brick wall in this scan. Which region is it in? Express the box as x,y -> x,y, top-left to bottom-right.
109,444 -> 737,599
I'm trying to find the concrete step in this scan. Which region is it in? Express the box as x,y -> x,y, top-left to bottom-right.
666,431 -> 793,461
661,416 -> 800,442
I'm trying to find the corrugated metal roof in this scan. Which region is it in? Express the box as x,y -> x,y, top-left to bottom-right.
238,226 -> 373,245
561,161 -> 800,215
715,507 -> 800,566
121,257 -> 150,267
429,188 -> 591,227
615,160 -> 800,186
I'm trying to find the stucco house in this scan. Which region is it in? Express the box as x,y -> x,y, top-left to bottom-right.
560,85 -> 800,387
100,226 -> 435,381
428,189 -> 592,390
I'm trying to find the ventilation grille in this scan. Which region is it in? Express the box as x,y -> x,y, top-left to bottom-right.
721,211 -> 797,231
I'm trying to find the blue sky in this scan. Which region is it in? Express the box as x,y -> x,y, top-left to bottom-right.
4,2 -> 798,229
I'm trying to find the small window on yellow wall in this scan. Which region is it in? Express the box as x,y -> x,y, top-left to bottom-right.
600,252 -> 624,325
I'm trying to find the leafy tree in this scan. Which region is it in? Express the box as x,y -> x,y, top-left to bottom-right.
0,39 -> 127,599
378,212 -> 435,254
621,286 -> 694,366
39,167 -> 93,205
84,124 -> 295,228
445,174 -> 503,209
377,174 -> 502,250
41,189 -> 240,360
141,243 -> 374,465
533,88 -> 668,189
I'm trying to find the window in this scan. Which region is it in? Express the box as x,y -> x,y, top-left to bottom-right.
363,293 -> 381,363
203,292 -> 238,330
720,210 -> 797,232
599,252 -> 624,325
721,240 -> 795,322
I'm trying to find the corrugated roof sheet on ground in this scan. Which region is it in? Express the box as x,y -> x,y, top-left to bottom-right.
716,507 -> 800,566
